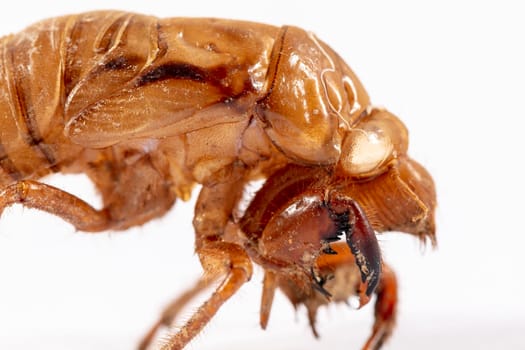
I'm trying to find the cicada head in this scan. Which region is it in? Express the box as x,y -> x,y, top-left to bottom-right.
337,108 -> 436,244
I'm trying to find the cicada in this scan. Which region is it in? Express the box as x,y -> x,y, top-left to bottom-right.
0,11 -> 436,350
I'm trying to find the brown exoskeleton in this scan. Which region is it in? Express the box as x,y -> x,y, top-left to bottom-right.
0,11 -> 436,350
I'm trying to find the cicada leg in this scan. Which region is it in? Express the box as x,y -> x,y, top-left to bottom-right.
159,242 -> 252,350
138,276 -> 215,350
0,155 -> 176,231
362,263 -> 398,350
145,179 -> 252,350
0,180 -> 111,231
259,270 -> 277,330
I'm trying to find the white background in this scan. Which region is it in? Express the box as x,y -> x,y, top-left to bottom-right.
0,1 -> 523,349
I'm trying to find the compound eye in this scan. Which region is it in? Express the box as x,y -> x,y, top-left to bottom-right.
341,126 -> 393,176
340,109 -> 408,177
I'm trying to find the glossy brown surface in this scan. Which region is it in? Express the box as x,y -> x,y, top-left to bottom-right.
0,11 -> 436,350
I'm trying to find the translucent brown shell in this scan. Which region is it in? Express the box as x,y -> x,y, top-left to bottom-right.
0,11 -> 436,350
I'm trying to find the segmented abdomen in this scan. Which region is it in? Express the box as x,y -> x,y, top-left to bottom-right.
0,11 -> 279,186
0,21 -> 67,184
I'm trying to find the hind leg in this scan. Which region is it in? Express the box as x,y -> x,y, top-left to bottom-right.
0,180 -> 112,231
0,154 -> 175,232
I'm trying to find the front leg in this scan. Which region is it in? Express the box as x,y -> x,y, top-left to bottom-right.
363,263 -> 398,350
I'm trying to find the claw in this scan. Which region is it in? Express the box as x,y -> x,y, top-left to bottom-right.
328,195 -> 381,306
